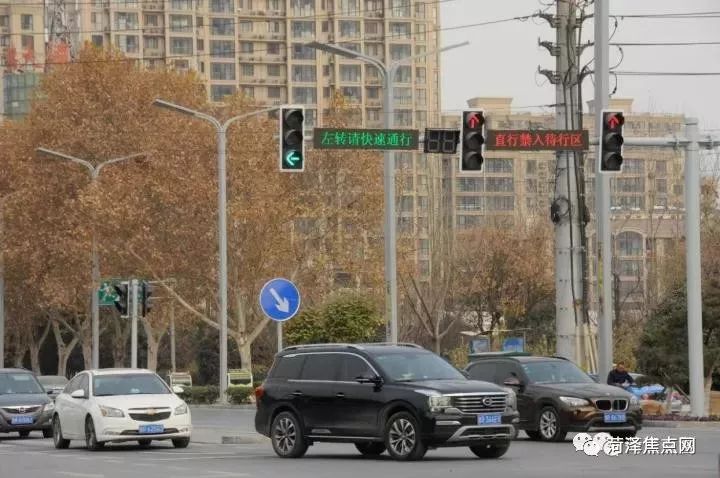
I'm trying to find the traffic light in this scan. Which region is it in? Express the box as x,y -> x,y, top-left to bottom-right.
113,281 -> 129,318
599,110 -> 625,172
279,106 -> 305,172
460,110 -> 486,172
141,281 -> 154,317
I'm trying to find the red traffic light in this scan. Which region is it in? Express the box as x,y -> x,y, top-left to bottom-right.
605,112 -> 624,130
464,111 -> 484,129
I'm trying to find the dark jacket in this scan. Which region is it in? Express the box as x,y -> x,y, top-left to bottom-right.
607,369 -> 634,386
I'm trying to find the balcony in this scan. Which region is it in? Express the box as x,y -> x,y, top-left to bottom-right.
366,98 -> 381,106
367,77 -> 381,85
143,26 -> 164,35
143,2 -> 163,10
144,47 -> 163,57
0,27 -> 8,34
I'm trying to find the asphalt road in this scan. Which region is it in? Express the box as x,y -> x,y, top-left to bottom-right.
0,410 -> 717,478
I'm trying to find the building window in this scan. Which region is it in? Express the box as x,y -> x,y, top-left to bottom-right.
171,0 -> 193,9
21,14 -> 33,31
526,159 -> 537,175
415,23 -> 426,41
390,0 -> 410,17
115,35 -> 140,54
267,21 -> 281,33
457,197 -> 482,211
211,0 -> 234,13
211,18 -> 235,35
612,195 -> 645,210
365,21 -> 381,35
292,65 -> 316,82
340,64 -> 361,82
211,62 -> 235,80
340,86 -> 361,103
614,177 -> 645,193
267,64 -> 281,76
394,65 -> 411,83
655,160 -> 667,176
292,43 -> 316,60
240,41 -> 253,53
239,21 -> 253,33
484,158 -> 513,173
418,196 -> 428,211
91,35 -> 103,47
116,12 -> 139,30
197,39 -> 205,51
292,87 -> 317,103
389,22 -> 411,39
525,178 -> 537,193
416,67 -> 426,84
240,63 -> 254,76
266,0 -> 281,9
457,177 -> 483,192
486,177 -> 514,192
211,85 -> 236,101
291,20 -> 315,38
623,159 -> 644,174
400,196 -> 414,212
291,0 -> 314,16
339,20 -> 360,38
416,89 -> 426,106
169,15 -> 192,33
367,109 -> 380,122
340,0 -> 359,14
241,86 -> 254,98
145,14 -> 159,26
415,1 -> 426,18
390,44 -> 411,61
365,43 -> 383,60
617,231 -> 643,257
419,260 -> 430,277
415,111 -> 426,127
170,37 -> 193,55
210,40 -> 234,57
393,87 -> 411,105
267,86 -> 281,98
0,16 -> 8,28
655,178 -> 667,194
145,37 -> 160,49
619,260 -> 643,277
394,110 -> 412,126
267,42 -> 281,54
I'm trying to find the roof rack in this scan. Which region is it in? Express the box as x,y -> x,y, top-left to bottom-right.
282,343 -> 361,351
281,342 -> 423,352
359,342 -> 423,348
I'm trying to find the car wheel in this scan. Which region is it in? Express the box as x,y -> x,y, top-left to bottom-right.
355,442 -> 386,456
509,425 -> 519,440
138,439 -> 152,448
384,411 -> 427,461
270,411 -> 308,458
469,441 -> 510,459
85,417 -> 105,451
525,430 -> 542,440
42,428 -> 53,439
18,431 -> 30,438
172,438 -> 190,449
538,407 -> 567,442
53,416 -> 70,449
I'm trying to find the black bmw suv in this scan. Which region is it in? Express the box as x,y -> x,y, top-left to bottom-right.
255,343 -> 519,461
465,355 -> 642,442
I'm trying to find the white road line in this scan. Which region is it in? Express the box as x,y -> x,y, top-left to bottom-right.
56,472 -> 105,478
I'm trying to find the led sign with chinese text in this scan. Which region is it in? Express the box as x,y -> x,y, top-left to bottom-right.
485,130 -> 589,151
313,128 -> 419,150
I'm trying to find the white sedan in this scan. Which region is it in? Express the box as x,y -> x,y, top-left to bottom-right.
52,368 -> 191,450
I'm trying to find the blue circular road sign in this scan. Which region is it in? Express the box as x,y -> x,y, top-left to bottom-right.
259,278 -> 301,322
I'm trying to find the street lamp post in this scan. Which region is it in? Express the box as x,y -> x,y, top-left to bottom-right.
36,148 -> 146,369
305,40 -> 469,344
152,100 -> 279,403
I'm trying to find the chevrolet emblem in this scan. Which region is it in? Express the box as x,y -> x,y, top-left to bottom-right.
147,409 -> 156,415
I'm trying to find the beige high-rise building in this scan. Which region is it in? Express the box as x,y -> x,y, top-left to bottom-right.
442,97 -> 687,317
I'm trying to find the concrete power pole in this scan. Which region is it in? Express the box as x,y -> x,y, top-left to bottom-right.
553,0 -> 584,362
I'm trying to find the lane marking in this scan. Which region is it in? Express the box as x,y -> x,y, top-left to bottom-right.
56,472 -> 105,478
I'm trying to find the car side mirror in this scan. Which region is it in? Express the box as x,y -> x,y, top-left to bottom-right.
47,390 -> 54,395
172,385 -> 185,394
503,377 -> 522,387
70,389 -> 86,399
356,375 -> 383,386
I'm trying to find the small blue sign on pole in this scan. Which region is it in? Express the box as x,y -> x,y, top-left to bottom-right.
469,337 -> 490,354
259,278 -> 301,322
502,337 -> 525,353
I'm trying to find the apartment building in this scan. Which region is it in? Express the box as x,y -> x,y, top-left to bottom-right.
442,97 -> 686,317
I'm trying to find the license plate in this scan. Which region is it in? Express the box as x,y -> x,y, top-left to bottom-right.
11,416 -> 34,425
139,424 -> 165,434
603,412 -> 626,423
477,413 -> 503,425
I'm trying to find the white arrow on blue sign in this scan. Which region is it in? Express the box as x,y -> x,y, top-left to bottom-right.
259,278 -> 301,322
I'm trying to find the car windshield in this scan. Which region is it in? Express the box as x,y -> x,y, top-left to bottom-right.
39,376 -> 68,387
0,373 -> 45,395
374,352 -> 466,382
522,361 -> 595,384
93,374 -> 170,396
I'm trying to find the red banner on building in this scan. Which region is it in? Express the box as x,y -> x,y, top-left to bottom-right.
485,130 -> 589,151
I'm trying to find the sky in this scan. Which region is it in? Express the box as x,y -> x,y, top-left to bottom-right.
439,0 -> 720,131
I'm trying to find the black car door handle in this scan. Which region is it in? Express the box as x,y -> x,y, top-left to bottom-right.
336,393 -> 345,398
292,391 -> 303,396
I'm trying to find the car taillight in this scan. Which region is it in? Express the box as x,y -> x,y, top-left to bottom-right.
254,385 -> 264,407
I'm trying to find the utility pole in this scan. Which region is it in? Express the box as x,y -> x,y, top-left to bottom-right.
553,0 -> 583,361
131,279 -> 139,368
594,0 -> 614,384
170,298 -> 176,373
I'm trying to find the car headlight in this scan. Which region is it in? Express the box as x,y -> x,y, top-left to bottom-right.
502,387 -> 517,410
43,402 -> 55,412
174,403 -> 188,416
559,396 -> 591,407
99,405 -> 124,418
428,395 -> 452,412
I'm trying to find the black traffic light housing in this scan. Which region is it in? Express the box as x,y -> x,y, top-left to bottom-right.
141,281 -> 154,317
113,282 -> 129,318
460,110 -> 486,172
599,110 -> 625,172
279,106 -> 305,172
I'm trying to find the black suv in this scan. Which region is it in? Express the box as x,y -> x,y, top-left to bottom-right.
0,369 -> 54,439
255,343 -> 519,461
465,355 -> 642,442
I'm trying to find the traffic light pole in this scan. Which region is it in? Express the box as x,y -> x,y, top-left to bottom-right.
152,100 -> 280,403
36,148 -> 146,369
131,278 -> 139,368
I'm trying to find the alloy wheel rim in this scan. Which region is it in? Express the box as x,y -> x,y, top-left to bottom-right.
274,417 -> 296,454
53,419 -> 60,444
388,418 -> 416,456
540,410 -> 557,438
86,421 -> 94,446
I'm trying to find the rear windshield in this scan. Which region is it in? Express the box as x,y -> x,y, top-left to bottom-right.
0,373 -> 45,395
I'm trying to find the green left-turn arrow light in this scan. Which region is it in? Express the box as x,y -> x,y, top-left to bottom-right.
283,150 -> 303,170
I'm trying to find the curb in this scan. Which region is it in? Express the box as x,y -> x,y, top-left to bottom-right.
644,420 -> 720,429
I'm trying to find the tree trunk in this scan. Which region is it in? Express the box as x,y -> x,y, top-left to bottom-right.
705,372 -> 714,416
146,339 -> 159,372
13,345 -> 26,368
433,313 -> 441,355
29,323 -> 51,374
112,319 -> 129,368
236,291 -> 252,371
52,322 -> 78,377
239,342 -> 252,372
81,339 -> 92,371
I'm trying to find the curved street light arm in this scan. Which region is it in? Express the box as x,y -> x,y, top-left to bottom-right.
223,105 -> 282,131
36,147 -> 94,174
95,152 -> 148,176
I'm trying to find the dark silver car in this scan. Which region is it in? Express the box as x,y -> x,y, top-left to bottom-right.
38,375 -> 69,400
0,369 -> 54,438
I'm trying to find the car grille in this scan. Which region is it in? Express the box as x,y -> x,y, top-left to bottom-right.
129,411 -> 172,422
593,399 -> 628,411
2,406 -> 42,414
451,394 -> 506,413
